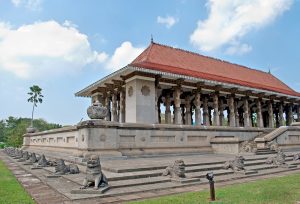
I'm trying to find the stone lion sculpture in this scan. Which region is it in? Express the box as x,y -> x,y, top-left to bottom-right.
18,151 -> 30,162
162,159 -> 186,178
35,154 -> 49,167
240,140 -> 257,153
224,156 -> 245,172
55,159 -> 80,175
293,153 -> 300,161
80,155 -> 108,189
266,149 -> 287,167
267,141 -> 279,152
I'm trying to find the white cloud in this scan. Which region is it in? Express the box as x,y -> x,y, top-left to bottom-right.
0,20 -> 107,79
105,41 -> 144,71
190,0 -> 293,53
11,0 -> 43,10
157,16 -> 179,28
225,42 -> 252,55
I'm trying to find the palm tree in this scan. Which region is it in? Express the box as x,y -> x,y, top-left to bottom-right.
27,85 -> 43,128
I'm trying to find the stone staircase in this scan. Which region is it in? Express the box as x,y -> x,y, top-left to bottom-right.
255,148 -> 277,155
7,149 -> 300,200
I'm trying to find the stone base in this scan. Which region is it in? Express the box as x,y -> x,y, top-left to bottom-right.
70,186 -> 110,194
171,177 -> 200,184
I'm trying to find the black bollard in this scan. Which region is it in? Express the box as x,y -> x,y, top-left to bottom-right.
206,172 -> 215,201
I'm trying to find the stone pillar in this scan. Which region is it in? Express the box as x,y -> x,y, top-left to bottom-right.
174,87 -> 182,125
213,93 -> 220,126
219,99 -> 224,126
125,77 -> 156,123
111,92 -> 118,122
243,97 -> 250,127
155,86 -> 161,124
158,100 -> 161,124
181,105 -> 186,125
194,91 -> 202,125
256,99 -> 264,128
268,101 -> 274,128
275,111 -> 280,128
165,94 -> 172,124
287,104 -> 293,126
249,102 -> 253,127
229,95 -> 236,127
119,89 -> 125,123
105,94 -> 111,121
209,108 -> 213,126
234,100 -> 240,127
185,95 -> 192,125
203,96 -> 209,126
279,102 -> 284,126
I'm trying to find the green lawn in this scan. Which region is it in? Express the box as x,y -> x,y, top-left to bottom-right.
129,173 -> 300,204
0,160 -> 35,204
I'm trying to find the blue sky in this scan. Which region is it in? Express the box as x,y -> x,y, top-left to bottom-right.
0,0 -> 299,125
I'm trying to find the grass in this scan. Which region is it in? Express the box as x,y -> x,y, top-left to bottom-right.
129,173 -> 300,204
0,160 -> 35,204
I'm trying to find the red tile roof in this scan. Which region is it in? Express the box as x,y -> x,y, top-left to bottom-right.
130,42 -> 300,97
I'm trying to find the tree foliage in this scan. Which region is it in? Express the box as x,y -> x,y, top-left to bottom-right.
0,117 -> 61,147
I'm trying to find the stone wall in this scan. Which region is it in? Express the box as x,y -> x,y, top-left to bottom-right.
23,120 -> 270,157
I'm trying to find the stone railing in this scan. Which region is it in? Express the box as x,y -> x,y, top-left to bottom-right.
254,123 -> 300,149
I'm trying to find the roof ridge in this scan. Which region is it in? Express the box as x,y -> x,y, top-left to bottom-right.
151,42 -> 271,76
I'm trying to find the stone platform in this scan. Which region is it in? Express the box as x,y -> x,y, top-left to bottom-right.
2,150 -> 300,203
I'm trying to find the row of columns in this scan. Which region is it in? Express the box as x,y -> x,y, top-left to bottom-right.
156,88 -> 299,127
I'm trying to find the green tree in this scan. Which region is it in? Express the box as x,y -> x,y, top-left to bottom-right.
3,117 -> 62,147
27,85 -> 43,128
0,120 -> 5,142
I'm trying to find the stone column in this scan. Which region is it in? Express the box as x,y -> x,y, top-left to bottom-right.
275,111 -> 280,128
155,87 -> 161,124
219,99 -> 224,126
194,91 -> 202,125
105,94 -> 111,121
111,92 -> 118,122
203,96 -> 209,126
287,104 -> 293,126
165,94 -> 172,124
185,95 -> 192,125
229,95 -> 236,127
158,100 -> 161,124
234,100 -> 239,127
213,93 -> 220,126
279,102 -> 284,126
268,101 -> 274,128
119,89 -> 125,123
256,99 -> 264,128
174,87 -> 182,125
181,105 -> 186,125
243,97 -> 250,127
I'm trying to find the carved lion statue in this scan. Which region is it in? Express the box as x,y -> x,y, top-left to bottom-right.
293,153 -> 300,161
162,159 -> 186,178
240,140 -> 257,153
224,156 -> 245,172
80,155 -> 108,190
55,159 -> 80,175
266,149 -> 287,167
267,141 -> 279,152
